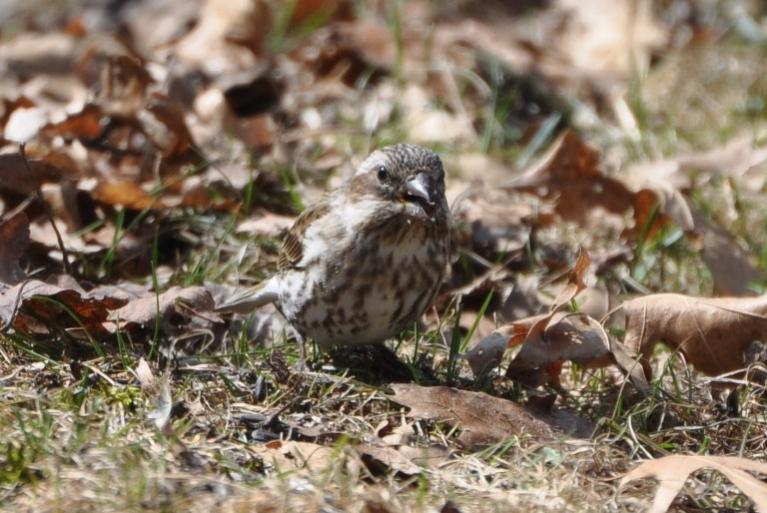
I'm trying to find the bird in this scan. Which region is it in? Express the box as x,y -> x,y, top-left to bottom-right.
219,144 -> 450,360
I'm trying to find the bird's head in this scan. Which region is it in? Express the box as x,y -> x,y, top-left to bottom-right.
349,144 -> 448,221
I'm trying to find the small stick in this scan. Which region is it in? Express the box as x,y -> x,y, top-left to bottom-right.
18,144 -> 72,275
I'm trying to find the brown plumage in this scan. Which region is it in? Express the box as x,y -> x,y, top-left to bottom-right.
220,144 -> 451,347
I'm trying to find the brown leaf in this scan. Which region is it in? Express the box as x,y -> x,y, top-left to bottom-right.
0,154 -> 62,194
252,440 -> 333,473
236,212 -> 296,238
504,313 -> 606,390
555,0 -> 666,80
513,131 -> 636,224
95,54 -> 152,117
460,331 -> 507,377
92,181 -> 165,210
507,311 -> 649,394
0,279 -> 126,334
551,248 -> 591,309
0,211 -> 30,286
623,293 -> 767,377
109,286 -> 215,328
629,188 -> 673,241
42,104 -> 105,140
620,455 -> 767,513
692,210 -> 763,296
677,134 -> 767,179
296,21 -> 393,87
142,96 -> 195,158
356,445 -> 420,476
389,384 -> 592,447
290,0 -> 349,26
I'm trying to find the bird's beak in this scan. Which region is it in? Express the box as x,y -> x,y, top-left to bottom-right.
404,173 -> 434,206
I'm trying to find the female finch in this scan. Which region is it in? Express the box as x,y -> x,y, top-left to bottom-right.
220,144 -> 450,352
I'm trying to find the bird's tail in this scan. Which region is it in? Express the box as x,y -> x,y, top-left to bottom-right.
215,277 -> 280,314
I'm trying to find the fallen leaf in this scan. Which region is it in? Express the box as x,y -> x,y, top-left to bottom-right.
142,96 -> 195,158
551,248 -> 591,309
460,331 -> 507,377
92,181 -> 165,210
290,0 -> 348,26
513,131 -> 636,225
133,357 -> 156,391
620,455 -> 767,513
506,312 -> 612,386
0,278 -> 127,335
389,384 -> 593,447
504,311 -> 649,394
622,293 -> 767,377
297,20 -> 394,86
42,103 -> 105,140
692,210 -> 763,296
253,440 -> 334,473
556,0 -> 666,80
109,286 -> 216,329
356,444 -> 421,476
680,135 -> 767,179
0,211 -> 30,286
236,212 -> 296,238
0,153 -> 63,194
173,0 -> 264,76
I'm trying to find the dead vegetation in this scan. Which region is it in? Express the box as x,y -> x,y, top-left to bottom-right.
2,0 -> 767,512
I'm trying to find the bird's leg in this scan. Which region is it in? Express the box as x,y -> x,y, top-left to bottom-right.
295,332 -> 307,371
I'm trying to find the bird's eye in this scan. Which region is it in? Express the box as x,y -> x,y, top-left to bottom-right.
376,166 -> 388,181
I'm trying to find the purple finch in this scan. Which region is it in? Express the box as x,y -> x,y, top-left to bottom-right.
221,144 -> 450,350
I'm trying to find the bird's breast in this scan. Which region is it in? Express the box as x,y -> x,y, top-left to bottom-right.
277,210 -> 448,346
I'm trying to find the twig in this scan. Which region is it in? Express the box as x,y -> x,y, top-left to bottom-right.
18,143 -> 71,275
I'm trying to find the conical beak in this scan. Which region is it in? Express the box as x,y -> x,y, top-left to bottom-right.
404,173 -> 434,205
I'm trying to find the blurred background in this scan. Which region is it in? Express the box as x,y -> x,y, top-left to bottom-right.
2,0 -> 767,302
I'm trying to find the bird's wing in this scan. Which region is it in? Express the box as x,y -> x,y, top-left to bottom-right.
278,198 -> 332,270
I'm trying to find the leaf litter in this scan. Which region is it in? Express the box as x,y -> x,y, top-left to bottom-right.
1,1 -> 767,512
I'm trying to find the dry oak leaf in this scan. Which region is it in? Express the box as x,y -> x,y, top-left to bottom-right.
620,455 -> 767,513
513,132 -> 671,238
92,180 -> 165,210
0,279 -> 127,333
513,131 -> 636,225
691,210 -> 763,297
0,154 -> 62,194
550,248 -> 592,309
623,293 -> 767,377
109,286 -> 216,328
356,444 -> 434,476
252,440 -> 334,473
0,211 -> 30,286
389,384 -> 593,448
42,103 -> 105,140
501,311 -> 649,394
